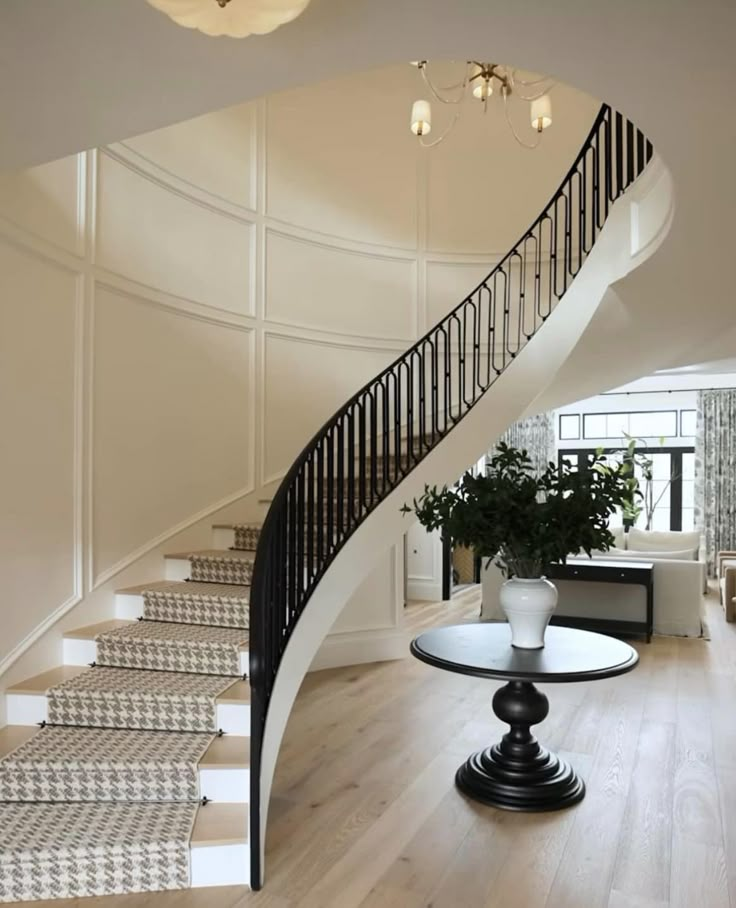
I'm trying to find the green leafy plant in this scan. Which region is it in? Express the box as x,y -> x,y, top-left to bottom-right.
604,434 -> 678,530
402,442 -> 633,579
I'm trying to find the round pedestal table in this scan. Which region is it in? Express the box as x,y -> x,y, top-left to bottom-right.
410,623 -> 638,811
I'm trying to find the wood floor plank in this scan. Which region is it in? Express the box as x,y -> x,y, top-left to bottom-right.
294,750 -> 464,908
609,721 -> 675,905
670,835 -> 730,908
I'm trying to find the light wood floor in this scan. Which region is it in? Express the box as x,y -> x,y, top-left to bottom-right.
17,587 -> 736,908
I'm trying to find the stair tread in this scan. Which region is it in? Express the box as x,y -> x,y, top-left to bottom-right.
9,665 -> 247,702
165,549 -> 255,562
48,665 -> 245,700
0,725 -> 214,771
0,800 -> 202,861
97,620 -> 248,650
0,725 -> 249,770
191,802 -> 248,847
7,666 -> 86,696
212,522 -> 262,530
64,619 -> 135,640
117,579 -> 250,599
199,734 -> 250,768
0,726 -> 37,759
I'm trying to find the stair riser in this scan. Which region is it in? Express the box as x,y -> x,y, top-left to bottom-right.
191,842 -> 249,888
5,693 -> 249,736
165,557 -> 254,586
63,637 -> 249,676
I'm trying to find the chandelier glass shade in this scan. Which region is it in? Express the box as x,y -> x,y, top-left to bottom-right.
409,61 -> 554,149
146,0 -> 311,38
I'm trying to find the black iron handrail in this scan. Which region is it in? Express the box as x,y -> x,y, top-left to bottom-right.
248,103 -> 653,888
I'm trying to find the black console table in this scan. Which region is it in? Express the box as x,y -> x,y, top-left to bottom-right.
411,624 -> 638,811
546,558 -> 654,643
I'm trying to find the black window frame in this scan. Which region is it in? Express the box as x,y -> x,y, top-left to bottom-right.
558,445 -> 695,532
581,409 -> 679,441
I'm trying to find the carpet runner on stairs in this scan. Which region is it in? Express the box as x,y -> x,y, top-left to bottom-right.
0,532 -> 256,903
187,550 -> 255,585
139,580 -> 249,629
47,666 -> 236,733
231,524 -> 261,551
0,801 -> 197,902
96,621 -> 247,676
0,726 -> 211,802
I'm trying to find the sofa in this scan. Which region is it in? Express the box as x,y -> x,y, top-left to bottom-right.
481,528 -> 705,637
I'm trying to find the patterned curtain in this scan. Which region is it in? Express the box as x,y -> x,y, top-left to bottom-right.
495,412 -> 555,475
695,389 -> 736,576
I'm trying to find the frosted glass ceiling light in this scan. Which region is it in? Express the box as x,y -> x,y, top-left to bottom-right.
408,60 -> 555,149
146,0 -> 311,38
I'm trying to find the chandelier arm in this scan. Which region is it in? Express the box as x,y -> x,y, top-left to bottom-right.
419,113 -> 461,148
511,68 -> 554,87
503,93 -> 542,150
420,63 -> 470,104
515,83 -> 556,102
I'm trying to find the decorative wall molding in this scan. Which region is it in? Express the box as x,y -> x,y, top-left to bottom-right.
93,269 -> 257,332
103,145 -> 259,226
91,481 -> 256,591
0,213 -> 85,276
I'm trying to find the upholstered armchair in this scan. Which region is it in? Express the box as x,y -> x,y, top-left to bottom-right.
716,551 -> 736,621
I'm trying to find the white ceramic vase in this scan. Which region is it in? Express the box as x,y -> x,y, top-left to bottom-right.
499,577 -> 558,649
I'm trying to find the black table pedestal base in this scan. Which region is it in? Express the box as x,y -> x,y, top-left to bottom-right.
455,680 -> 585,812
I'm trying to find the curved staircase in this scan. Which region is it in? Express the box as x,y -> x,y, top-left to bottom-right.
0,104 -> 668,901
0,523 -> 259,902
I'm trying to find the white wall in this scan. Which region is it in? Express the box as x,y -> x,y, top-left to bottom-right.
0,64 -> 600,687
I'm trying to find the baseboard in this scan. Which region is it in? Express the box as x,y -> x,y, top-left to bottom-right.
309,627 -> 409,671
407,578 -> 442,601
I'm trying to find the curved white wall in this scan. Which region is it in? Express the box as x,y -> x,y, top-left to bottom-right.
0,63 -> 600,676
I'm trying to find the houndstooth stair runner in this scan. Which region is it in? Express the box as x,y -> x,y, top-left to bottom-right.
0,726 -> 211,802
141,581 -> 249,629
231,523 -> 261,551
0,535 -> 259,901
47,666 -> 236,733
0,801 -> 197,902
96,621 -> 247,676
189,550 -> 255,585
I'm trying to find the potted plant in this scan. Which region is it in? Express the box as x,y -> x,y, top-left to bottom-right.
403,442 -> 632,649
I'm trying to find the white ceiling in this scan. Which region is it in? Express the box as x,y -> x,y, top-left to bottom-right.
1,0 -> 735,394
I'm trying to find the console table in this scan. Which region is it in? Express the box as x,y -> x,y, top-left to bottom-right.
547,558 -> 654,642
410,623 -> 638,811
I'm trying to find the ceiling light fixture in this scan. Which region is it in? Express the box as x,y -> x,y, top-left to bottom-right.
409,61 -> 554,149
146,0 -> 311,38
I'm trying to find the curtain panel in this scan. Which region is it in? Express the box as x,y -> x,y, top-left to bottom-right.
695,389 -> 736,576
495,412 -> 555,476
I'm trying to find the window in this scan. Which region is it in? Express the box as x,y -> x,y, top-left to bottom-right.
581,410 -> 678,440
558,414 -> 580,440
559,445 -> 694,532
680,409 -> 697,437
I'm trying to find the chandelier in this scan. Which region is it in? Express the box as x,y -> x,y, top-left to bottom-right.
146,0 -> 311,38
409,61 -> 554,149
